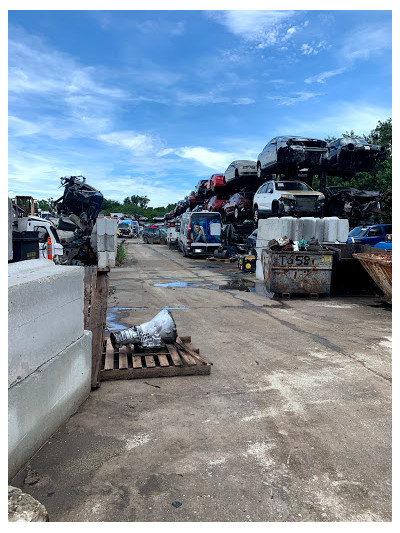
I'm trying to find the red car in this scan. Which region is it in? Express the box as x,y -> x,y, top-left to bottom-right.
188,191 -> 204,210
205,174 -> 226,195
206,194 -> 230,212
223,192 -> 254,221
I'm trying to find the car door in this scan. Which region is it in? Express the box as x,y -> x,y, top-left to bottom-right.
364,226 -> 384,245
263,182 -> 275,213
255,183 -> 269,213
227,194 -> 237,216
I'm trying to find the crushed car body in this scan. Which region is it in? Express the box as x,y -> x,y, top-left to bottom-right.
327,138 -> 386,175
257,136 -> 329,178
324,186 -> 386,226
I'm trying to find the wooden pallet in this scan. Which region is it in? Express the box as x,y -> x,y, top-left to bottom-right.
100,336 -> 212,381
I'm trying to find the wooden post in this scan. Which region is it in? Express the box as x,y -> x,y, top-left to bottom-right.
87,267 -> 109,388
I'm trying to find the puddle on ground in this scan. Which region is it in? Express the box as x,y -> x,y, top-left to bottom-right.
153,279 -> 255,292
219,279 -> 255,292
106,306 -> 188,330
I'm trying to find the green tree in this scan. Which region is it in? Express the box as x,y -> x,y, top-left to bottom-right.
321,118 -> 392,223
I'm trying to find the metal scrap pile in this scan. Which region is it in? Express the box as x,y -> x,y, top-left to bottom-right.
267,236 -> 322,253
54,176 -> 104,265
324,186 -> 386,226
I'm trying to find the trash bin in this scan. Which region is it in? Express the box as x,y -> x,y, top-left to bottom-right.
261,249 -> 334,295
11,231 -> 40,262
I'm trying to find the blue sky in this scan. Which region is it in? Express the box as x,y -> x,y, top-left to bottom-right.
8,7 -> 392,207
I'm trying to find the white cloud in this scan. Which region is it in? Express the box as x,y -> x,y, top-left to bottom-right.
98,131 -> 165,157
8,116 -> 41,136
284,102 -> 392,140
300,41 -> 328,56
176,92 -> 254,106
305,68 -> 346,84
208,10 -> 295,48
268,91 -> 322,106
342,26 -> 391,62
175,146 -> 237,170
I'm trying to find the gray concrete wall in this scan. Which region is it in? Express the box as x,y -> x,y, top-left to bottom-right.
8,259 -> 92,480
8,332 -> 92,479
8,260 -> 84,387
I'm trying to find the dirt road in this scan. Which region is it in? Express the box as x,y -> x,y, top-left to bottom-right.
12,240 -> 392,522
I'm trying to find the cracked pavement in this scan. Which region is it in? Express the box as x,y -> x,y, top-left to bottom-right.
11,240 -> 392,522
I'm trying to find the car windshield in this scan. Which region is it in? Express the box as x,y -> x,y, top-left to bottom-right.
348,226 -> 369,237
118,222 -> 130,228
346,138 -> 369,145
275,182 -> 313,191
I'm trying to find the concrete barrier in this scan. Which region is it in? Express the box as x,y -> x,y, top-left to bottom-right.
8,331 -> 92,479
8,260 -> 84,387
8,259 -> 92,480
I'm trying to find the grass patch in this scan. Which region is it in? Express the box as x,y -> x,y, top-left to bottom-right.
116,242 -> 127,265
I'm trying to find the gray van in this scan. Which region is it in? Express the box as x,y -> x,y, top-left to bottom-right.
178,211 -> 223,257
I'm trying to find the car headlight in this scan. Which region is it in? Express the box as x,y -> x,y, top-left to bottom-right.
281,194 -> 295,200
317,194 -> 325,201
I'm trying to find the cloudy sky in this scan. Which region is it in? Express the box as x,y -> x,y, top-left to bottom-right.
8,6 -> 392,207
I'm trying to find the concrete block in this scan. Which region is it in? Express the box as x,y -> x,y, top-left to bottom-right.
8,331 -> 92,480
323,217 -> 339,243
8,260 -> 84,386
255,258 -> 264,280
257,218 -> 280,241
106,218 -> 117,235
255,238 -> 271,250
95,217 -> 106,236
280,217 -> 295,240
292,218 -> 304,241
302,218 -> 317,241
337,218 -> 350,242
106,234 -> 116,252
315,218 -> 325,243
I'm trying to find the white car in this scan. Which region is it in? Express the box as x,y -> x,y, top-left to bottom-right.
252,180 -> 325,224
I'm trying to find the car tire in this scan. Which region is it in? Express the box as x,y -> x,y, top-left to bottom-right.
272,201 -> 280,215
143,238 -> 148,244
254,206 -> 260,226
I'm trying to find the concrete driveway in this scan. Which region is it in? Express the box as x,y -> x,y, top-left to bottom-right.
11,240 -> 392,522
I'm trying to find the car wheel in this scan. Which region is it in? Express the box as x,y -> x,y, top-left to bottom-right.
254,206 -> 260,226
234,207 -> 240,221
272,201 -> 279,215
143,237 -> 147,244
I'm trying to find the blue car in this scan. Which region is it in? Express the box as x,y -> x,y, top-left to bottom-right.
346,224 -> 392,245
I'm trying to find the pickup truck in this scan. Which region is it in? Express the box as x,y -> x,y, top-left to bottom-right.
346,224 -> 392,245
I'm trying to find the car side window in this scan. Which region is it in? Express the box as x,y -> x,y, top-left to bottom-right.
259,184 -> 268,194
266,183 -> 273,193
368,227 -> 383,237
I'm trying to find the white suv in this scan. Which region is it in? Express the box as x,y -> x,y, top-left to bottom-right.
253,180 -> 325,224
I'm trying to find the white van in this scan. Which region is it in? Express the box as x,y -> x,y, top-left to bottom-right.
178,211 -> 223,257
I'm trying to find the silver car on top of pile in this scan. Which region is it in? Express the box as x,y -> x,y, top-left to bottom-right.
223,160 -> 257,184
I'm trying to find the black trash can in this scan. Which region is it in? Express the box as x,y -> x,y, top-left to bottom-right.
11,231 -> 40,262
